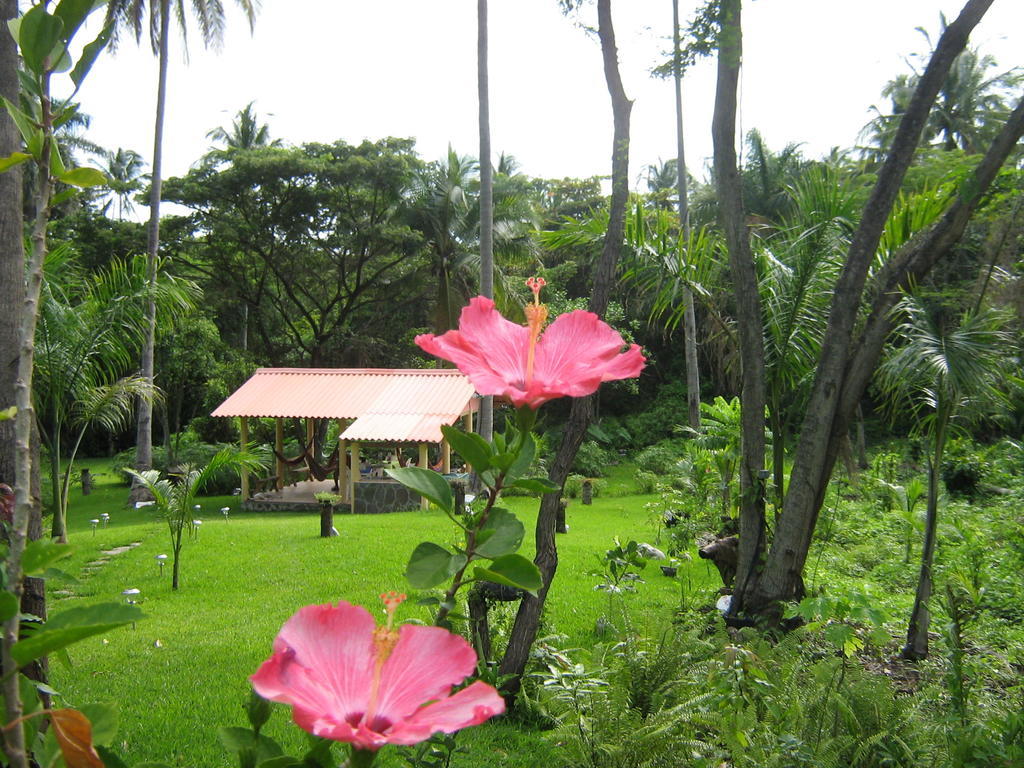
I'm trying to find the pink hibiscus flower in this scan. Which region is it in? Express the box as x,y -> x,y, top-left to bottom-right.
416,286 -> 644,410
250,595 -> 504,752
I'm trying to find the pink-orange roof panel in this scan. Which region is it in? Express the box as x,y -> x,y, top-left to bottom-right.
211,368 -> 477,442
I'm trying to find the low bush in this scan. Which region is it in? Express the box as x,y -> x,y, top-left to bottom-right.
634,438 -> 688,475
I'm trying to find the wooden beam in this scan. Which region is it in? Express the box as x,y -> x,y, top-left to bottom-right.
239,417 -> 250,500
442,439 -> 451,474
349,441 -> 359,514
275,419 -> 284,491
419,442 -> 429,510
338,419 -> 348,502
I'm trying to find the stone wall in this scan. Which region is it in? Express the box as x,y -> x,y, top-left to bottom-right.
355,479 -> 421,515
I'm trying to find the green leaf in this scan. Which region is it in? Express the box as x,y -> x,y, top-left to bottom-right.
506,431 -> 536,481
0,95 -> 42,151
0,590 -> 18,622
245,690 -> 273,732
49,139 -> 65,177
474,508 -> 524,559
53,0 -> 104,43
69,22 -> 111,92
440,425 -> 491,474
256,758 -> 303,768
50,187 -> 80,207
59,166 -> 106,188
385,467 -> 452,512
405,542 -> 466,589
508,477 -> 560,494
0,405 -> 15,421
17,5 -> 64,75
22,539 -> 74,576
12,603 -> 143,666
473,554 -> 542,595
79,702 -> 118,746
0,151 -> 30,173
218,726 -> 283,762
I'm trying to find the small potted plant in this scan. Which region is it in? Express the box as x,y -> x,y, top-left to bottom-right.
314,492 -> 343,538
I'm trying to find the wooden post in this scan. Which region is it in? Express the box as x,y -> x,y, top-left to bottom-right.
239,417 -> 250,500
442,439 -> 451,473
419,442 -> 429,510
338,419 -> 348,502
463,411 -> 473,432
274,419 -> 284,491
306,417 -> 314,450
349,442 -> 359,514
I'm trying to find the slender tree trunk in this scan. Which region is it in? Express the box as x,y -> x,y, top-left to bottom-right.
0,0 -> 19,488
4,63 -> 53,768
1,0 -> 46,702
672,0 -> 700,430
132,0 -> 171,500
499,0 -> 631,699
711,0 -> 766,615
477,0 -> 494,444
737,0 -> 998,620
903,414 -> 947,660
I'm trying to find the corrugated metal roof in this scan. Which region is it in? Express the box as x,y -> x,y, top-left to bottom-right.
211,368 -> 477,443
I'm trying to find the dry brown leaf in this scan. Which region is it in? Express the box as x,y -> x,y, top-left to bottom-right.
50,708 -> 103,768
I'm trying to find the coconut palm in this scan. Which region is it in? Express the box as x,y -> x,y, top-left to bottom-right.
203,101 -> 279,165
862,18 -> 1021,158
878,294 -> 1009,660
102,147 -> 148,219
408,147 -> 539,333
104,0 -> 258,499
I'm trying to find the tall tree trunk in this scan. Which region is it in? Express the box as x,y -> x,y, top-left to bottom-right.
132,0 -> 171,500
4,58 -> 54,768
499,0 -> 631,699
903,405 -> 949,660
672,0 -> 700,430
737,0 -> 1000,620
477,0 -> 494,444
711,0 -> 766,614
0,0 -> 20,488
1,0 -> 46,704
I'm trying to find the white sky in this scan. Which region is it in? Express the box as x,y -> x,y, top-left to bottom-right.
73,0 -> 1023,191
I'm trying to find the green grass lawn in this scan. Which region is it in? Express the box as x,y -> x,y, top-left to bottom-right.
45,462 -> 720,767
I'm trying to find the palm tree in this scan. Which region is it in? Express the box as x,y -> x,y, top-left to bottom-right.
102,147 -> 147,219
35,248 -> 197,541
408,148 -> 539,334
878,294 -> 1009,660
203,101 -> 279,165
127,448 -> 261,590
104,0 -> 258,500
862,17 -> 1021,157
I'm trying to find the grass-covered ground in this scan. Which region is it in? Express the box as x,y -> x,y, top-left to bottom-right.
46,459 -> 719,767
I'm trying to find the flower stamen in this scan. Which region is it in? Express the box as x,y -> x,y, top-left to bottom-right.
524,277 -> 548,385
366,592 -> 407,730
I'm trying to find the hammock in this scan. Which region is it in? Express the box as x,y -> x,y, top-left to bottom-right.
304,445 -> 341,482
272,439 -> 315,467
273,439 -> 349,483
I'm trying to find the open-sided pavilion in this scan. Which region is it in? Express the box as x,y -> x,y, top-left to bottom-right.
211,368 -> 478,512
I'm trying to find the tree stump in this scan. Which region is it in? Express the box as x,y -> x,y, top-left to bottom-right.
581,479 -> 593,505
319,502 -> 337,537
80,468 -> 92,496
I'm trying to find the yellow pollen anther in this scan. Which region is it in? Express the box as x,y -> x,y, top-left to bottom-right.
524,278 -> 548,385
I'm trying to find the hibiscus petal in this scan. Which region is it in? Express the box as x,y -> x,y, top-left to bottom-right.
372,624 -> 477,724
416,298 -> 531,402
534,310 -> 644,400
250,602 -> 375,722
384,681 -> 506,746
